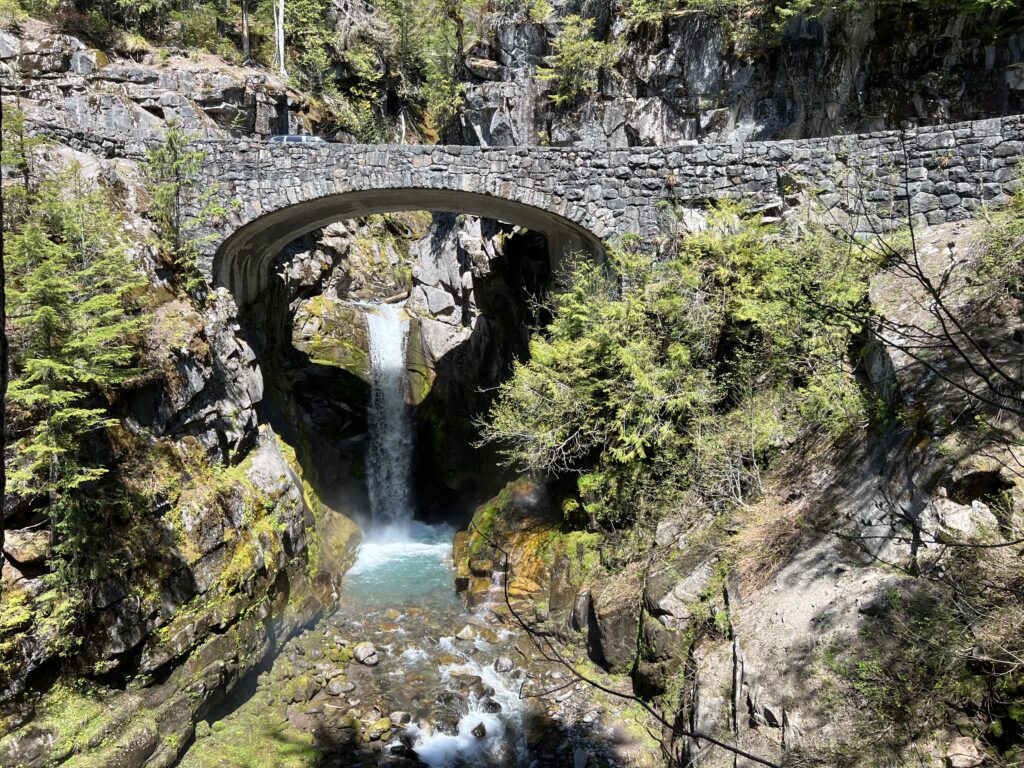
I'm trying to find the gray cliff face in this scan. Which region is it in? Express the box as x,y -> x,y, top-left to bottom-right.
0,21 -> 313,145
458,5 -> 1024,148
0,26 -> 360,767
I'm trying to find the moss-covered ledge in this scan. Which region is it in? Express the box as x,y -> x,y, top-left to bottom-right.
453,477 -> 603,619
0,427 -> 361,768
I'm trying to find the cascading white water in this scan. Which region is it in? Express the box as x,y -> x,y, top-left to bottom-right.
365,303 -> 413,528
352,304 -> 533,768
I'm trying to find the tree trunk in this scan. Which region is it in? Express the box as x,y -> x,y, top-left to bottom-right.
275,0 -> 287,77
241,0 -> 251,59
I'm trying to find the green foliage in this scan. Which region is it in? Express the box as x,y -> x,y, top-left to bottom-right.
144,122 -> 225,299
622,0 -> 676,29
0,106 -> 48,223
492,0 -> 550,21
0,0 -> 27,28
2,108 -> 148,592
684,0 -> 1016,19
678,0 -> 1020,49
379,0 -> 480,135
168,5 -> 219,50
284,0 -> 334,92
480,206 -> 877,527
536,15 -> 620,107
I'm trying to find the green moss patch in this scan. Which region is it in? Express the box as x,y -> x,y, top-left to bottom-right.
178,693 -> 315,768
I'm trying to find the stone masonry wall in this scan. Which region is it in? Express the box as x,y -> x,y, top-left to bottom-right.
33,113 -> 1024,299
191,114 -> 1024,293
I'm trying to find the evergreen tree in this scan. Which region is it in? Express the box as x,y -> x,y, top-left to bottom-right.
3,108 -> 147,585
144,122 -> 224,299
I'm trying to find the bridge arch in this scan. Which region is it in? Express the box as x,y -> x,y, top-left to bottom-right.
213,186 -> 605,306
190,118 -> 1024,305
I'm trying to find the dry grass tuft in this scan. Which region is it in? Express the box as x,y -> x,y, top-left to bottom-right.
729,493 -> 808,591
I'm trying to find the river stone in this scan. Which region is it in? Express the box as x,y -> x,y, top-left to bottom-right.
455,625 -> 476,641
353,642 -> 379,665
364,717 -> 392,741
472,722 -> 486,738
284,675 -> 320,703
327,678 -> 355,696
494,657 -> 514,673
431,714 -> 460,735
389,711 -> 412,725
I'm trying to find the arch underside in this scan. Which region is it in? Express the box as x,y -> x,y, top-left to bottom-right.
214,187 -> 607,306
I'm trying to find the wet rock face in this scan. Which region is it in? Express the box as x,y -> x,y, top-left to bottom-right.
587,580 -> 641,675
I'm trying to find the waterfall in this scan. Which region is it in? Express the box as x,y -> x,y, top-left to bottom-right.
365,303 -> 413,528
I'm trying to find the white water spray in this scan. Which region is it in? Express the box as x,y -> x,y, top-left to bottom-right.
365,303 -> 413,529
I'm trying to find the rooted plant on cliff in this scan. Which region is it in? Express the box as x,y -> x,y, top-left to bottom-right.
145,123 -> 227,300
2,108 -> 149,598
537,15 -> 621,107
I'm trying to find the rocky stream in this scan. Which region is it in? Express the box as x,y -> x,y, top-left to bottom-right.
175,305 -> 656,768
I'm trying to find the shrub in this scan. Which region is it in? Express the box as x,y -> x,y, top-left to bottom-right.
0,0 -> 27,28
479,206 -> 878,528
536,15 -> 620,107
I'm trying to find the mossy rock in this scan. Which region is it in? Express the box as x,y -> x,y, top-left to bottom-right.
293,297 -> 371,381
177,697 -> 315,768
281,674 -> 320,704
405,316 -> 436,405
362,717 -> 392,741
457,478 -> 605,619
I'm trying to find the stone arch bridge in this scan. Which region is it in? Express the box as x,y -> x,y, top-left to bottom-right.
187,115 -> 1024,306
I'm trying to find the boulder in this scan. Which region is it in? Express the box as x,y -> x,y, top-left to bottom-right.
934,496 -> 1001,538
465,57 -> 502,80
2,559 -> 26,587
946,736 -> 984,768
587,580 -> 640,674
326,677 -> 355,696
389,711 -> 412,726
363,716 -> 392,741
2,530 -> 51,566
